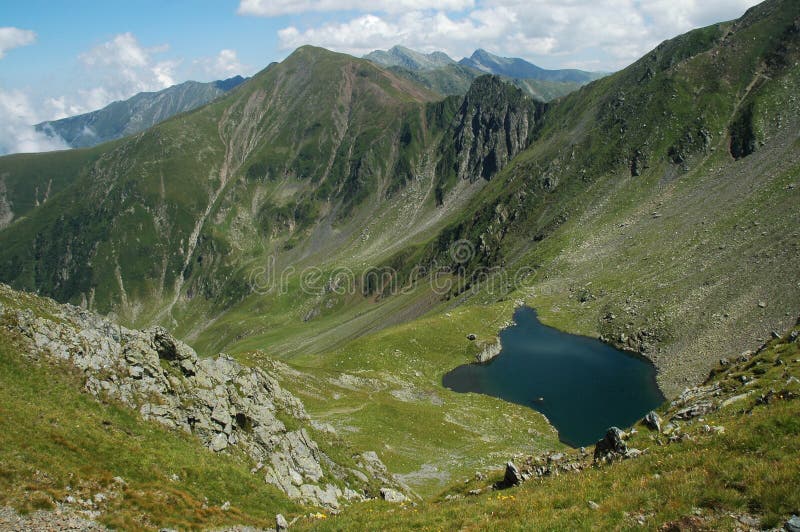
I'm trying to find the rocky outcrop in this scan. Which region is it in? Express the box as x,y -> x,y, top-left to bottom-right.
0,284 -> 403,509
443,75 -> 543,183
475,338 -> 502,363
0,176 -> 12,229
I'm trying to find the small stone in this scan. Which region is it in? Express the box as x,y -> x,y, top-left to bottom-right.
771,330 -> 782,339
588,500 -> 600,510
466,333 -> 477,341
758,301 -> 767,308
220,501 -> 230,511
276,513 -> 289,531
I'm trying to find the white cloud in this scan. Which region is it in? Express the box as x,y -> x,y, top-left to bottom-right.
78,33 -> 177,106
0,88 -> 69,155
274,0 -> 761,70
194,49 -> 247,79
0,27 -> 36,59
238,0 -> 474,16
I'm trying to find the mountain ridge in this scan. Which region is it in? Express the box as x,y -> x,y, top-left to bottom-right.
459,48 -> 604,83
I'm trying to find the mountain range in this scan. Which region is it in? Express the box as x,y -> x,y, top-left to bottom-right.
0,0 -> 799,528
364,45 -> 600,100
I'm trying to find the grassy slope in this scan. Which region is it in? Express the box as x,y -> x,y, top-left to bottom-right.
299,322 -> 800,530
0,325 -> 304,530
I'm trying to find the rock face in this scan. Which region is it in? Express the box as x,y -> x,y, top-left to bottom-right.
0,284 -> 402,509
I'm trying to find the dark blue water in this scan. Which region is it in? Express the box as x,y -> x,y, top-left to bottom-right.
442,307 -> 664,447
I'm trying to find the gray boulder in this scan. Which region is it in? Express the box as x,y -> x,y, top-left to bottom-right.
594,427 -> 627,460
643,411 -> 662,432
380,488 -> 407,503
504,461 -> 523,486
785,515 -> 800,532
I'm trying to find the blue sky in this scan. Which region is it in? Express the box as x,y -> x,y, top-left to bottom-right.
1,0 -> 761,154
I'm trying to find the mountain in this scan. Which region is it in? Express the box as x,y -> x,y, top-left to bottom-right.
460,48 -> 603,83
35,76 -> 247,148
0,0 -> 799,526
365,46 -> 583,100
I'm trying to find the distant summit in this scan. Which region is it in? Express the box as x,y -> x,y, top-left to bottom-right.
459,49 -> 603,84
36,75 -> 247,149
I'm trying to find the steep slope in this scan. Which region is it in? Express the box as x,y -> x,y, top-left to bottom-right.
0,46 -> 451,323
35,76 -> 247,148
460,48 -> 603,84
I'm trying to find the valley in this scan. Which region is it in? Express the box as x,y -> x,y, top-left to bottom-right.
0,0 -> 799,529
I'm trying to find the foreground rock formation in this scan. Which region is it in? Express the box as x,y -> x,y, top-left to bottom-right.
0,284 -> 404,509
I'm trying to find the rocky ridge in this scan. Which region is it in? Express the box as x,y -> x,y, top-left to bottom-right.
0,283 -> 404,510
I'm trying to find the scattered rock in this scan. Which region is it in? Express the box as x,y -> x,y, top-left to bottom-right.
379,488 -> 407,503
643,411 -> 662,432
671,401 -> 716,421
588,500 -> 600,510
466,333 -> 477,341
790,331 -> 799,343
220,501 -> 231,511
758,301 -> 767,308
504,461 -> 523,486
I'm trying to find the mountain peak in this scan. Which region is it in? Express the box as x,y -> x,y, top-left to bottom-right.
364,45 -> 456,71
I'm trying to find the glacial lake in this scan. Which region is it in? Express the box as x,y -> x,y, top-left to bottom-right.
442,307 -> 665,447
